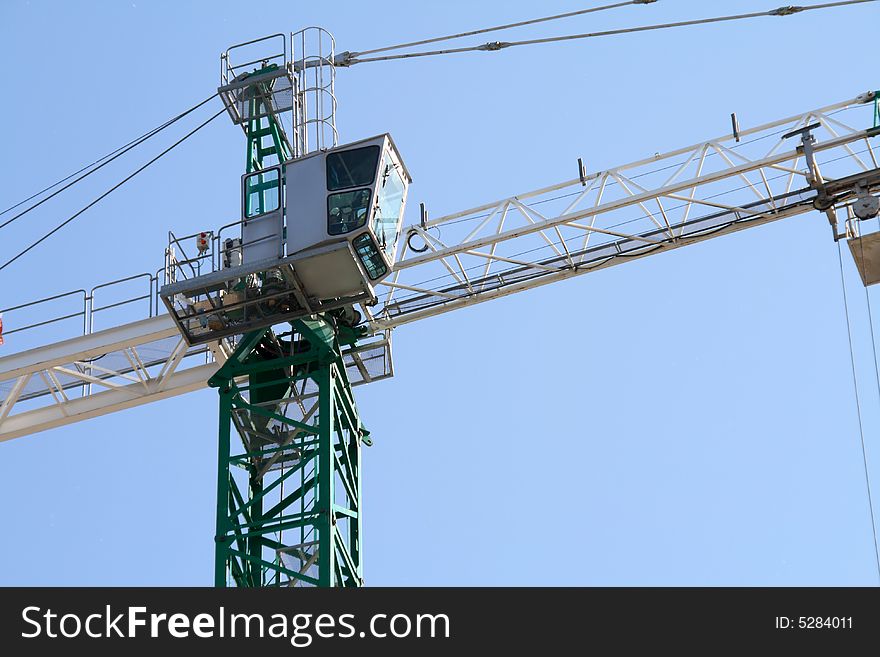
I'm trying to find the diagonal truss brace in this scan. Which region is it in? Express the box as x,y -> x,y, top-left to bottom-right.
0,315 -> 227,442
373,91 -> 880,330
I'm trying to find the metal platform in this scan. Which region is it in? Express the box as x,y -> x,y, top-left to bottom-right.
160,242 -> 376,346
0,277 -> 393,442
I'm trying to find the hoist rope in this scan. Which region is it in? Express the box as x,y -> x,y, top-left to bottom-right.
347,1 -> 654,58
837,240 -> 880,583
0,93 -> 219,230
856,227 -> 880,582
344,0 -> 878,65
0,106 -> 226,273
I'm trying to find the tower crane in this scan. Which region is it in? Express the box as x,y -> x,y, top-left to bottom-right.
2,3 -> 880,587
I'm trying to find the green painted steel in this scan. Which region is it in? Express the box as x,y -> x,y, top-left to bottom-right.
209,323 -> 365,587
243,64 -> 292,176
211,66 -> 365,588
210,319 -> 366,587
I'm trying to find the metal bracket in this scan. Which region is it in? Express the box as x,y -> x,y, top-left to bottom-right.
783,122 -> 839,238
334,51 -> 354,67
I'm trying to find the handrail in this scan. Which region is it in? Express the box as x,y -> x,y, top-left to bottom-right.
0,289 -> 87,338
1,273 -> 159,349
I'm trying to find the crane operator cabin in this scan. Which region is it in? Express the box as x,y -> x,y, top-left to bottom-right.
160,133 -> 411,345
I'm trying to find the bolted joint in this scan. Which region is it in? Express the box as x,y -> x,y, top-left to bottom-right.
770,5 -> 805,16
333,51 -> 354,67
634,0 -> 658,3
855,90 -> 877,104
479,41 -> 509,52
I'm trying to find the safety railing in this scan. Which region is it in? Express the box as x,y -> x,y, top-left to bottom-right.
218,30 -> 337,159
164,218 -> 284,287
165,229 -> 216,286
0,272 -> 163,353
89,273 -> 157,334
221,33 -> 288,89
0,289 -> 88,341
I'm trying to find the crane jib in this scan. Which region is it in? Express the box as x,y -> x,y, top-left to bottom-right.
1,92 -> 878,444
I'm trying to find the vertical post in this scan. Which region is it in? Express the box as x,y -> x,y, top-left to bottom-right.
248,472 -> 264,586
317,364 -> 335,587
214,386 -> 233,587
350,414 -> 363,582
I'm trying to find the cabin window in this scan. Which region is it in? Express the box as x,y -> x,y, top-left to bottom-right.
328,189 -> 371,235
244,168 -> 281,218
353,233 -> 388,280
372,152 -> 406,255
326,145 -> 380,191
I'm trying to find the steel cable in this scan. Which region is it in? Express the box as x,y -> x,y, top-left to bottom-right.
0,106 -> 226,273
345,1 -> 878,65
837,240 -> 880,583
0,93 -> 219,229
347,1 -> 654,59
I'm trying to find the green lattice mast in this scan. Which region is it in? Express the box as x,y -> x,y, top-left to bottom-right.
209,65 -> 366,588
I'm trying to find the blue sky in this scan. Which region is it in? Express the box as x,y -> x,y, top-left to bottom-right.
1,0 -> 880,585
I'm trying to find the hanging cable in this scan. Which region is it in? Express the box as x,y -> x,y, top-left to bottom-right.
856,226 -> 880,582
0,106 -> 226,273
346,1 -> 655,59
863,225 -> 880,432
0,92 -> 219,230
342,0 -> 878,65
837,240 -> 880,583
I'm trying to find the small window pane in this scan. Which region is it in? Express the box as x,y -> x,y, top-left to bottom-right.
244,168 -> 280,218
326,146 -> 380,191
328,189 -> 371,235
353,233 -> 388,280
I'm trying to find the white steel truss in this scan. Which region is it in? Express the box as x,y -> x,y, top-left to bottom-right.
0,315 -> 225,442
370,91 -> 880,330
0,314 -> 394,441
1,91 -> 878,440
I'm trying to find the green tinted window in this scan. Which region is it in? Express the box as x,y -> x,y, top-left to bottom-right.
353,233 -> 388,280
326,146 -> 380,191
328,189 -> 371,235
244,168 -> 280,218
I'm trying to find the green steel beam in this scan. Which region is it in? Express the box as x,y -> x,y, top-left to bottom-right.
210,318 -> 365,588
211,67 -> 364,588
244,64 -> 292,176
